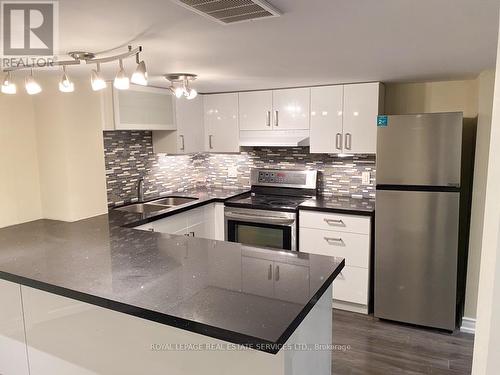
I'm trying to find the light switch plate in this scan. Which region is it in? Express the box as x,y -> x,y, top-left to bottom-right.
362,171 -> 371,185
228,166 -> 238,178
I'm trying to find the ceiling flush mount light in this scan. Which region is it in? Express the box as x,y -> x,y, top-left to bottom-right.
25,69 -> 42,95
114,59 -> 130,90
59,66 -> 75,93
91,63 -> 107,91
131,54 -> 148,86
165,73 -> 198,100
1,71 -> 16,94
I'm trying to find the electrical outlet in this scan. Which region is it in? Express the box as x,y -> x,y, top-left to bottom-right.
228,166 -> 238,178
362,171 -> 371,185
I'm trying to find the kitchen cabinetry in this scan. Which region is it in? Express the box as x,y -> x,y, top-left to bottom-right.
242,255 -> 310,304
153,95 -> 204,154
0,280 -> 30,375
204,93 -> 240,153
101,84 -> 176,131
310,82 -> 384,154
239,88 -> 310,131
299,211 -> 371,314
272,88 -> 310,130
239,91 -> 273,131
134,203 -> 224,240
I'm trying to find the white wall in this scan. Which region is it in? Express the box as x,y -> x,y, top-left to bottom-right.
0,93 -> 43,228
471,19 -> 500,375
33,77 -> 108,222
465,70 -> 496,319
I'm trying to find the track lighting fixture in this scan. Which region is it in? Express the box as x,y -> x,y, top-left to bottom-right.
25,69 -> 42,95
114,59 -> 130,90
131,55 -> 148,86
0,45 -> 145,95
1,71 -> 16,94
165,73 -> 198,100
59,66 -> 75,93
91,63 -> 107,91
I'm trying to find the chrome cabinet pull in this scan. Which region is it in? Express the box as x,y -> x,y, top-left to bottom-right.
275,265 -> 280,281
324,237 -> 344,245
268,264 -> 272,280
266,111 -> 271,127
335,133 -> 342,150
208,135 -> 213,149
190,231 -> 195,237
345,133 -> 352,150
274,110 -> 279,127
180,135 -> 185,151
324,218 -> 345,226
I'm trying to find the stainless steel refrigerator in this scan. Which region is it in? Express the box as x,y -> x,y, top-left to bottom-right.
374,112 -> 475,331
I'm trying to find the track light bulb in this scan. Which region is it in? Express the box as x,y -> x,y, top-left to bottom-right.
131,60 -> 148,86
174,86 -> 184,98
91,63 -> 107,91
25,70 -> 42,95
59,66 -> 74,93
114,59 -> 129,90
1,72 -> 16,94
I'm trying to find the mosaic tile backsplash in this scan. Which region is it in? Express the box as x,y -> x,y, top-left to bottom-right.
103,131 -> 376,207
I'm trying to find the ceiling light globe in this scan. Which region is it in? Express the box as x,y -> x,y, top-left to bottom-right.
25,75 -> 42,95
91,70 -> 107,91
186,88 -> 198,100
131,61 -> 148,86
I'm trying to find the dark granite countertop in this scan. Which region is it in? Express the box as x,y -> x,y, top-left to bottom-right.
0,188 -> 344,354
299,196 -> 375,216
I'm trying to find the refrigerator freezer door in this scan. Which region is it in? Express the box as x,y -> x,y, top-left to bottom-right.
375,190 -> 459,330
376,113 -> 463,187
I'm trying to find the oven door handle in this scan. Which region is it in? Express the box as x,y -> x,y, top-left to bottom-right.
225,212 -> 295,225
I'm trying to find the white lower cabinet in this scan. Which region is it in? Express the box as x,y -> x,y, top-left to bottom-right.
299,210 -> 371,314
134,203 -> 225,240
241,256 -> 310,304
0,280 -> 30,375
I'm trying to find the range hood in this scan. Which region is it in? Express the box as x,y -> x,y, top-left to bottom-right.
239,130 -> 310,147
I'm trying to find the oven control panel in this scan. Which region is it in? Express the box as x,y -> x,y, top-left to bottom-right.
257,170 -> 307,185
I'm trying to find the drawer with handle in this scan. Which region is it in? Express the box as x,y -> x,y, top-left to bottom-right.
299,228 -> 369,268
300,211 -> 370,234
333,265 -> 369,305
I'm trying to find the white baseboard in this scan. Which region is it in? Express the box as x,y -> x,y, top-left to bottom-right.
332,300 -> 368,315
460,317 -> 476,334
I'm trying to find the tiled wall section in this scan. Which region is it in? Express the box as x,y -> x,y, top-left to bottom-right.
103,131 -> 376,206
103,131 -> 204,206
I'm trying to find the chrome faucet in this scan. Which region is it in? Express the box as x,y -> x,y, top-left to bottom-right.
137,178 -> 145,202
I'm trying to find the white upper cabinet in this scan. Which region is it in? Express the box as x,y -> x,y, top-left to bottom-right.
343,83 -> 384,154
239,91 -> 273,131
309,82 -> 383,154
310,86 -> 344,153
103,85 -> 176,131
174,95 -> 204,154
204,93 -> 240,153
272,88 -> 310,130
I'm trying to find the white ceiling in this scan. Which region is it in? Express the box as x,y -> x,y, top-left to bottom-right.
56,0 -> 499,92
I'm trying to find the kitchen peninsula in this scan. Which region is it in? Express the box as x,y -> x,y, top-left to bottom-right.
0,190 -> 344,375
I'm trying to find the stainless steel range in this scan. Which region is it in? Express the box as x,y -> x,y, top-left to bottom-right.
225,169 -> 318,251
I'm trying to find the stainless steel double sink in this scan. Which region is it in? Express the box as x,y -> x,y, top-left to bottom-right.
115,197 -> 198,214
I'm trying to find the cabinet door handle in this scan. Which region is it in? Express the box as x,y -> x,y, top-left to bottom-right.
275,265 -> 280,281
209,135 -> 213,150
190,231 -> 195,237
180,135 -> 185,151
274,110 -> 279,127
268,264 -> 273,280
335,133 -> 342,150
324,237 -> 344,246
266,111 -> 271,127
345,133 -> 352,150
324,218 -> 345,226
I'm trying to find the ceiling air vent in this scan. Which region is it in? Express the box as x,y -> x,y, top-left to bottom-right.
172,0 -> 281,24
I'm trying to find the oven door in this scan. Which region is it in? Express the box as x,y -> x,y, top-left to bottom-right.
225,208 -> 297,251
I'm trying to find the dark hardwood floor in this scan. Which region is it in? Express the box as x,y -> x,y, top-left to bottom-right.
332,309 -> 474,375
